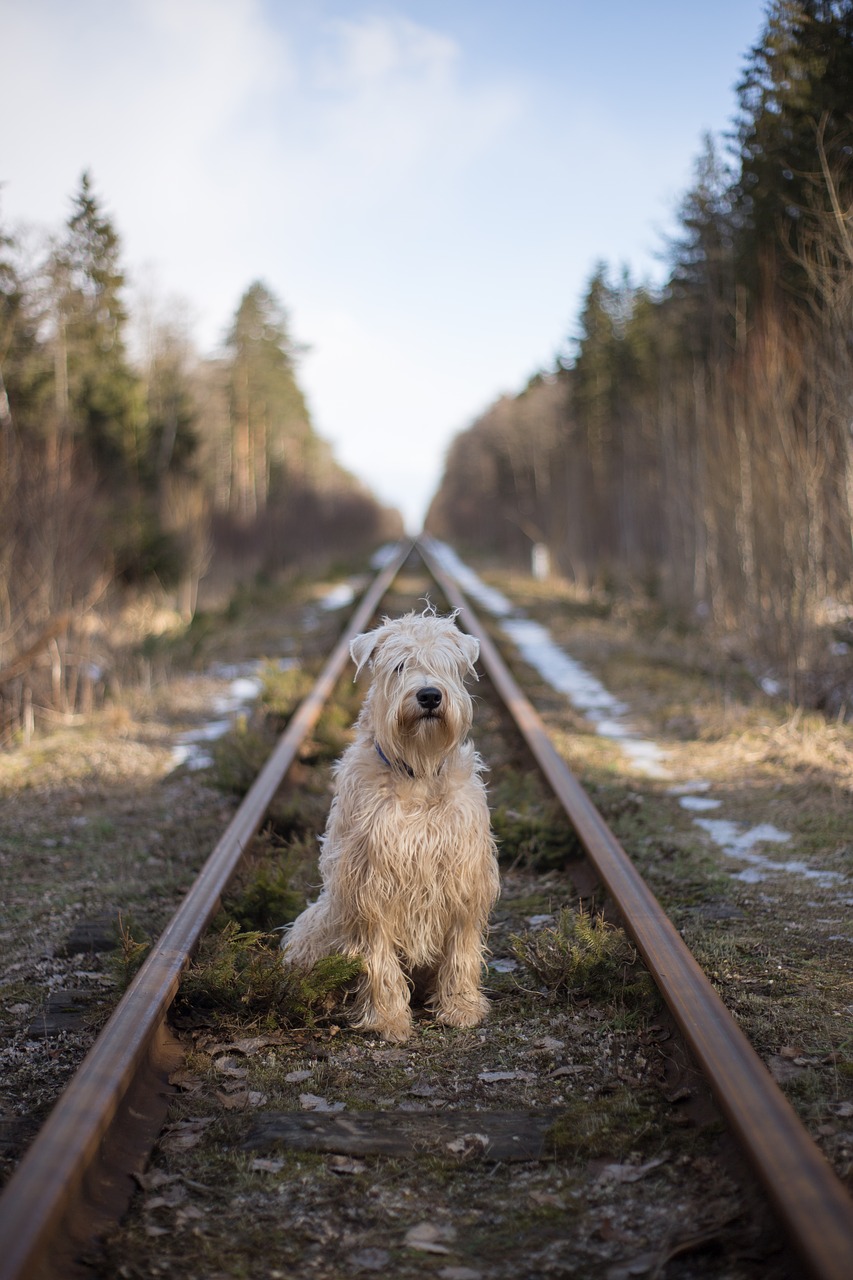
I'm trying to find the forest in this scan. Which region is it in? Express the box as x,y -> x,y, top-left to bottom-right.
0,175 -> 402,742
427,0 -> 853,707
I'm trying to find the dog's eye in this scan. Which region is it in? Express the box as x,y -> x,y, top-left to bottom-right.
395,661 -> 406,674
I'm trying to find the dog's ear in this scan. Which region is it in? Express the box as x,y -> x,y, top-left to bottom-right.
455,629 -> 480,676
350,629 -> 380,677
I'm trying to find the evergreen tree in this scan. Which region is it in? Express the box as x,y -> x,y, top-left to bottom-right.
0,205 -> 47,440
49,172 -> 141,472
224,281 -> 313,519
734,0 -> 853,295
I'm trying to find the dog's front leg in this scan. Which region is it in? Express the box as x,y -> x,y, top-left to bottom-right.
432,919 -> 490,1028
351,931 -> 413,1043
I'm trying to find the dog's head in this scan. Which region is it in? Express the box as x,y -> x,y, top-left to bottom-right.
351,607 -> 479,767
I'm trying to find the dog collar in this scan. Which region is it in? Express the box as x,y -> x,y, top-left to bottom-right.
374,740 -> 415,778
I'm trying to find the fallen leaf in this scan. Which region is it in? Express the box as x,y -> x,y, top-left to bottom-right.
445,1133 -> 489,1158
285,1069 -> 314,1083
534,1036 -> 564,1052
606,1251 -> 658,1279
828,1100 -> 853,1118
767,1054 -> 805,1084
404,1222 -> 456,1254
549,1065 -> 585,1078
478,1070 -> 536,1083
249,1158 -> 284,1173
214,1057 -> 248,1079
208,1036 -> 280,1057
168,1068 -> 204,1092
370,1048 -> 408,1064
528,1190 -> 564,1208
159,1117 -> 214,1152
597,1156 -> 667,1184
329,1155 -> 366,1174
439,1269 -> 483,1280
216,1089 -> 248,1111
144,1187 -> 186,1211
299,1093 -> 345,1112
175,1205 -> 205,1225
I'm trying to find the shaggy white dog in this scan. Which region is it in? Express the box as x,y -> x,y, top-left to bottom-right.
282,608 -> 500,1042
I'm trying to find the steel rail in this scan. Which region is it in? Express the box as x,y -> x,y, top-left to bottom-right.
417,536 -> 853,1280
0,540 -> 413,1280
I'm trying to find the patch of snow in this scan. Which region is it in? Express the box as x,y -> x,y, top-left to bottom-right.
170,662 -> 292,771
497,616 -> 669,778
371,543 -> 403,569
320,583 -> 356,611
694,818 -> 842,886
678,796 -> 722,812
426,539 -> 514,617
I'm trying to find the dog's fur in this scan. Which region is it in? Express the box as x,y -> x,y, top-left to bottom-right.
281,607 -> 500,1042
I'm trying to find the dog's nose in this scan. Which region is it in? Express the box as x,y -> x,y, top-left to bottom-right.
416,686 -> 442,711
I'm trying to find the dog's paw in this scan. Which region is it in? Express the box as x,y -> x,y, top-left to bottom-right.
378,1020 -> 413,1044
434,993 -> 490,1028
355,1006 -> 413,1043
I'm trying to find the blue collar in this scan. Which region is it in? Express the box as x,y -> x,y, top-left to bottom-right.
374,740 -> 415,778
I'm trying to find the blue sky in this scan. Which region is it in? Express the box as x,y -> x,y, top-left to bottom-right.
3,0 -> 769,530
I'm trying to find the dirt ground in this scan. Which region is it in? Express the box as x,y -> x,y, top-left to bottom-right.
1,554 -> 851,1278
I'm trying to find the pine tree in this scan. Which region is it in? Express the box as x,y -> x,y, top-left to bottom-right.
224,281 -> 312,520
734,0 -> 853,295
49,172 -> 141,473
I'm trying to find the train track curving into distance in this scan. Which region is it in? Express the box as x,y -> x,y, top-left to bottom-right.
0,539 -> 851,1280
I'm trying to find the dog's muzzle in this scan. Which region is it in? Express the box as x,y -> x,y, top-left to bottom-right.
416,686 -> 443,714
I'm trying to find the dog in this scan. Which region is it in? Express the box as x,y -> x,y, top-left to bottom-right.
282,607 -> 500,1042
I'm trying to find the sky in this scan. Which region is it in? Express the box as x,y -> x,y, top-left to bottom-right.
2,0 -> 770,531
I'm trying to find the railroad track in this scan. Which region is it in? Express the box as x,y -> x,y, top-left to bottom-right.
0,539 -> 851,1279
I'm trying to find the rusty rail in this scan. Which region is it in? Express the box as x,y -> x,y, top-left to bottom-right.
417,535 -> 853,1280
0,541 -> 413,1280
